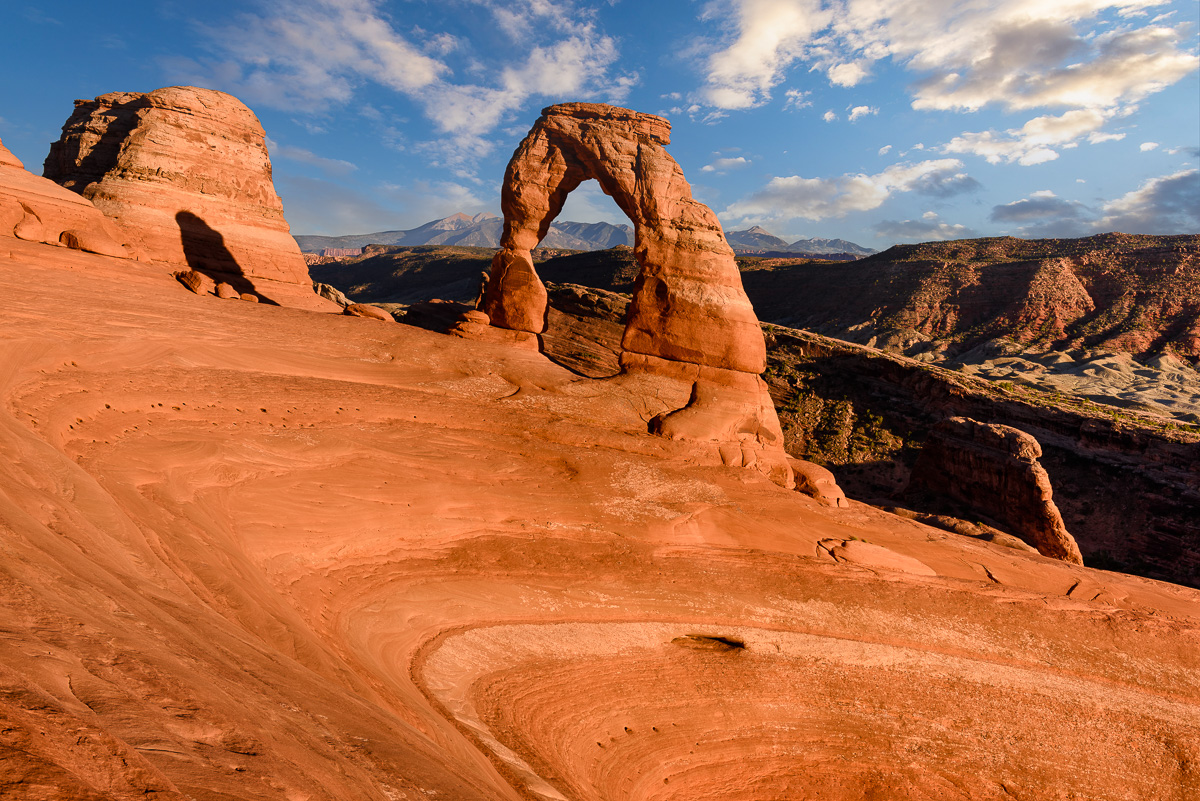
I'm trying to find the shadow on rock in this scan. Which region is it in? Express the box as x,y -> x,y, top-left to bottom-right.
176,211 -> 276,304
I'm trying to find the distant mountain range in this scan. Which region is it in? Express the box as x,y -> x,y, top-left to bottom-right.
294,214 -> 875,257
723,225 -> 877,257
294,213 -> 633,253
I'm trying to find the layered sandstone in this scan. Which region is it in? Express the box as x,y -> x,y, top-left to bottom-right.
0,137 -> 128,257
44,86 -> 335,311
906,417 -> 1084,563
480,103 -> 789,484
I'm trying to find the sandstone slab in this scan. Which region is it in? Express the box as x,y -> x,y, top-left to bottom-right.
0,240 -> 1197,800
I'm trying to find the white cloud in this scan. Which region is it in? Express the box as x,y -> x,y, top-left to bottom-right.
172,0 -> 635,166
1094,169 -> 1200,233
848,105 -> 877,122
702,156 -> 751,173
698,0 -> 831,109
266,138 -> 358,176
874,211 -> 975,242
694,0 -> 1198,140
990,169 -> 1200,236
179,0 -> 447,109
722,158 -> 975,223
942,108 -> 1115,166
822,110 -> 838,122
878,145 -> 893,156
1140,141 -> 1160,151
783,88 -> 811,111
829,62 -> 869,87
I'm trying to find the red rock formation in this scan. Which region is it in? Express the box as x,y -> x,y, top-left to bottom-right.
906,416 -> 1084,563
0,137 -> 129,257
43,86 -> 336,312
482,103 -> 790,485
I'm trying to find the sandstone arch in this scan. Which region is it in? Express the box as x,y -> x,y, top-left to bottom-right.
482,103 -> 791,485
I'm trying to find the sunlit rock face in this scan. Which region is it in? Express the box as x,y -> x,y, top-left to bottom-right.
482,103 -> 791,486
44,85 -> 335,311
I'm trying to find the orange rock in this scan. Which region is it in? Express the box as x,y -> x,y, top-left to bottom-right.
789,458 -> 849,507
58,227 -> 127,258
175,269 -> 214,295
482,103 -> 790,486
240,292 -> 260,303
343,303 -> 393,321
906,416 -> 1084,564
44,87 -> 337,312
215,282 -> 240,300
0,136 -> 130,256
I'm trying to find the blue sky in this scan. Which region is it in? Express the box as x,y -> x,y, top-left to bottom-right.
1,0 -> 1196,247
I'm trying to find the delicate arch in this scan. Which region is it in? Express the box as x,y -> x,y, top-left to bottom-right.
482,103 -> 765,375
480,103 -> 791,488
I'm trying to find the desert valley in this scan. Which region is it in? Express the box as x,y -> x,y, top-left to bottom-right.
1,79 -> 1198,801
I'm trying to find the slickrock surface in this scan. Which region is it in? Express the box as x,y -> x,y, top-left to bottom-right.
906,417 -> 1083,563
0,136 -> 128,257
1,232 -> 1198,800
482,104 -> 788,485
43,86 -> 336,312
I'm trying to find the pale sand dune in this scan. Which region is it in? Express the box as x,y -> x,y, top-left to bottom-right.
1,237 -> 1198,799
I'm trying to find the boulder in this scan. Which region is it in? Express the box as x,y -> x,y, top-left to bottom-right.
44,86 -> 337,312
0,137 -> 130,256
343,303 -> 393,322
314,282 -> 351,307
789,458 -> 849,507
905,417 -> 1083,564
215,282 -> 240,299
480,103 -> 790,486
175,270 -> 215,295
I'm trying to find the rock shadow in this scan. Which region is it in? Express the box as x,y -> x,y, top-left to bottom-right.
176,211 -> 274,304
44,95 -> 150,191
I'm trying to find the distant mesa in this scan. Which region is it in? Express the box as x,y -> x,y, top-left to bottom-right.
473,102 -> 792,486
0,136 -> 129,257
44,85 -> 337,312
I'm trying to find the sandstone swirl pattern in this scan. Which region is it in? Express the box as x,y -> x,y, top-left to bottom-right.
43,86 -> 335,311
0,238 -> 1196,800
